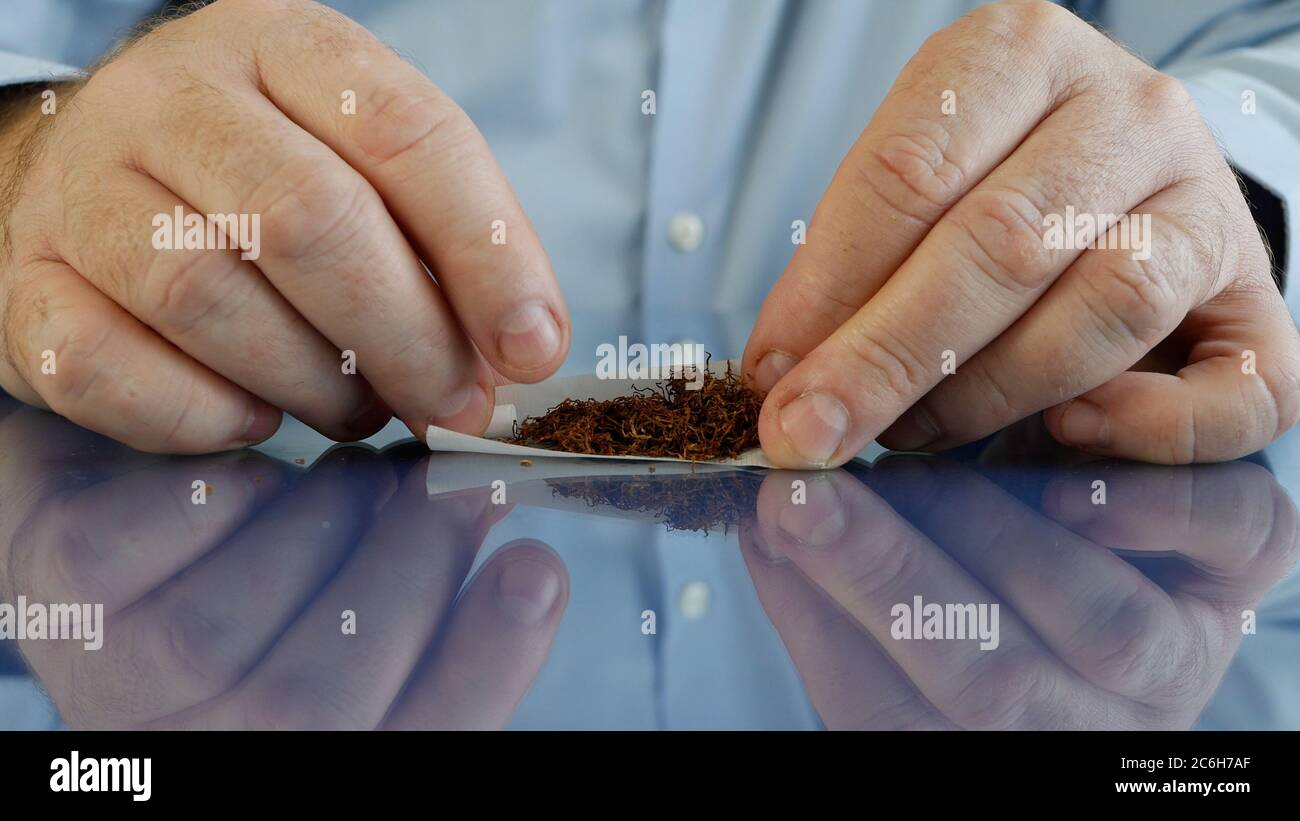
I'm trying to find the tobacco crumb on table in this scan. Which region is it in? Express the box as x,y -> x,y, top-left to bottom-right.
504,359 -> 761,461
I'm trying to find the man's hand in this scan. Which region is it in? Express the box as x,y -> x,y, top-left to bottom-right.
0,0 -> 569,453
743,0 -> 1300,468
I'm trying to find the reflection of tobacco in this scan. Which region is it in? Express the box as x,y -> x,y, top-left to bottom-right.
504,358 -> 762,460
546,471 -> 764,534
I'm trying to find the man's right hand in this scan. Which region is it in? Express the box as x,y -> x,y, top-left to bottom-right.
0,0 -> 569,452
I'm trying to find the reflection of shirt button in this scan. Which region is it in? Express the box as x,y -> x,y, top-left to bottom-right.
677,581 -> 710,620
667,212 -> 705,252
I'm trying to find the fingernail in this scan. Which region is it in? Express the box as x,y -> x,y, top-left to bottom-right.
497,302 -> 561,372
1058,399 -> 1109,448
343,393 -> 391,439
754,350 -> 799,393
236,402 -> 282,447
778,392 -> 849,467
775,475 -> 847,547
496,557 -> 561,625
884,404 -> 942,451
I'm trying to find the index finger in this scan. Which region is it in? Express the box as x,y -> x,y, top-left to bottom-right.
250,0 -> 571,384
741,1 -> 1101,393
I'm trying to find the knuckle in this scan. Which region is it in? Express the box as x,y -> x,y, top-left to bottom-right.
837,326 -> 931,404
842,524 -> 928,604
1133,71 -> 1195,123
142,246 -> 251,337
951,187 -> 1055,295
948,644 -> 1057,729
154,73 -> 253,184
350,81 -> 468,165
43,321 -> 116,413
150,597 -> 245,696
1082,254 -> 1180,349
785,268 -> 867,329
1064,587 -> 1170,695
34,508 -> 113,605
252,158 -> 372,263
865,124 -> 968,222
968,0 -> 1074,49
87,49 -> 152,93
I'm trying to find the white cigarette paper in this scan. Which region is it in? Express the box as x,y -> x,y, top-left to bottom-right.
425,359 -> 777,467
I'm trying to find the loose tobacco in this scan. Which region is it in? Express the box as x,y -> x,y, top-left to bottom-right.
505,358 -> 762,460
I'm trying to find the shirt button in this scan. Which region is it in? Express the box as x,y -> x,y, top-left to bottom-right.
677,581 -> 711,620
667,211 -> 705,252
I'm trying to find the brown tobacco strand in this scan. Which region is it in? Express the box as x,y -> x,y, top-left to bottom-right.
505,358 -> 762,460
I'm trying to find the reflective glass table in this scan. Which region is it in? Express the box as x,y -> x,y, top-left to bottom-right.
3,387 -> 1297,730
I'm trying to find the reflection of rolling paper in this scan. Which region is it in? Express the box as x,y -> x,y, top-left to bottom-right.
425,452 -> 743,496
424,453 -> 763,532
425,359 -> 777,467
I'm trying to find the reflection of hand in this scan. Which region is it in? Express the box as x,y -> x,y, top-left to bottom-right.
740,455 -> 1297,729
741,0 -> 1299,469
0,400 -> 568,729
